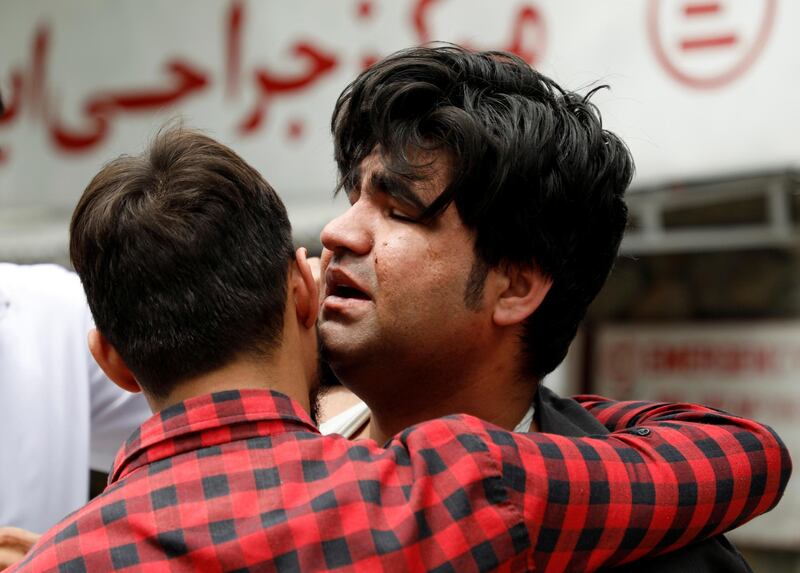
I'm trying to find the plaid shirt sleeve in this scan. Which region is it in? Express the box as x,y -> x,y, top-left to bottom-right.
479,395 -> 792,572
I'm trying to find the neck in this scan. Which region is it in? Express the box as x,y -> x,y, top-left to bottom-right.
151,350 -> 312,415
354,338 -> 537,444
368,387 -> 535,444
149,298 -> 318,416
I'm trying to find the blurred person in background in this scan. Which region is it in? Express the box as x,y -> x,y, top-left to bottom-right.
317,46 -> 792,571
0,89 -> 151,570
9,126 -> 791,573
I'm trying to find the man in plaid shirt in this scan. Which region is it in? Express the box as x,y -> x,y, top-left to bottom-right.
9,124 -> 790,573
315,46 -> 793,571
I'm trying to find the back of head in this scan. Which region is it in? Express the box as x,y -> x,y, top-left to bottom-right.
332,44 -> 633,381
70,126 -> 294,399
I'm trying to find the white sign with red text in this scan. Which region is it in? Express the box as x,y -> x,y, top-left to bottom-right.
2,0 -> 799,248
596,322 -> 800,548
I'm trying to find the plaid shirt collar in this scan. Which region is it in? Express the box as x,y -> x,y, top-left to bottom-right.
110,389 -> 318,484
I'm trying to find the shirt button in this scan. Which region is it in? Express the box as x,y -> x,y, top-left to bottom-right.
633,427 -> 651,436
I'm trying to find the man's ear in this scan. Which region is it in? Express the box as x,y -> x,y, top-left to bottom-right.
293,247 -> 319,329
492,263 -> 553,327
88,329 -> 142,394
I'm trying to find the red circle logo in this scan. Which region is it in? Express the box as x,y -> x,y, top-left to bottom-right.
647,0 -> 776,89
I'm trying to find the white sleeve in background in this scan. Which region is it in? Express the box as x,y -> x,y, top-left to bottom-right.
0,264 -> 149,533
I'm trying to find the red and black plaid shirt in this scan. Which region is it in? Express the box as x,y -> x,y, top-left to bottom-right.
12,389 -> 790,572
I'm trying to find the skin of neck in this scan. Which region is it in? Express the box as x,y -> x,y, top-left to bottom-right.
151,347 -> 313,415
342,327 -> 538,444
153,282 -> 318,414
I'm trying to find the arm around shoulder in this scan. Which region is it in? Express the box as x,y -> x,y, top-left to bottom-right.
459,400 -> 791,571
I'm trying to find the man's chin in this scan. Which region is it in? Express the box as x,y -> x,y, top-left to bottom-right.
317,320 -> 356,356
316,320 -> 380,386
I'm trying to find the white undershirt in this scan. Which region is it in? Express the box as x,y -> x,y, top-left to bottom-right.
0,264 -> 151,533
320,398 -> 535,438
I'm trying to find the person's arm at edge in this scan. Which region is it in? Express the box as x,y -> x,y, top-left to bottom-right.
574,394 -> 792,521
0,529 -> 40,572
449,398 -> 791,572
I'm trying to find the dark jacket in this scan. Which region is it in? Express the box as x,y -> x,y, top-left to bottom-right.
535,386 -> 753,573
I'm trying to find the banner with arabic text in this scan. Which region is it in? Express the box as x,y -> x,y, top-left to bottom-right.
2,0 -> 798,254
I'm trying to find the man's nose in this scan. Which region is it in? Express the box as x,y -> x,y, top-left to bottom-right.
320,204 -> 373,257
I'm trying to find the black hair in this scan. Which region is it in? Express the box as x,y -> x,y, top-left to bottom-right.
70,126 -> 294,398
332,45 -> 633,380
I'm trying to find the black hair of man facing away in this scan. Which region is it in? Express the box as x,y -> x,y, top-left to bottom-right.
318,45 -> 781,571
69,127 -> 315,413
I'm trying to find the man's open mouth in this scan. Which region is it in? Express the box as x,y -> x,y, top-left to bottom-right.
329,284 -> 370,300
324,266 -> 373,303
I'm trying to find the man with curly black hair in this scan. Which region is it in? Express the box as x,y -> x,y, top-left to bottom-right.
318,45 -> 781,572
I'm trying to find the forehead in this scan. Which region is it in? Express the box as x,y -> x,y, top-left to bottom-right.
358,148 -> 452,204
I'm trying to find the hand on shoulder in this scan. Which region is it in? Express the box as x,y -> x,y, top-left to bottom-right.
0,527 -> 40,570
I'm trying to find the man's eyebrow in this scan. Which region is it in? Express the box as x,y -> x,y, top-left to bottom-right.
369,170 -> 428,211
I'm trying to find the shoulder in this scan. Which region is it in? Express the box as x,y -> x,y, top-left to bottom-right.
12,484 -> 129,572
